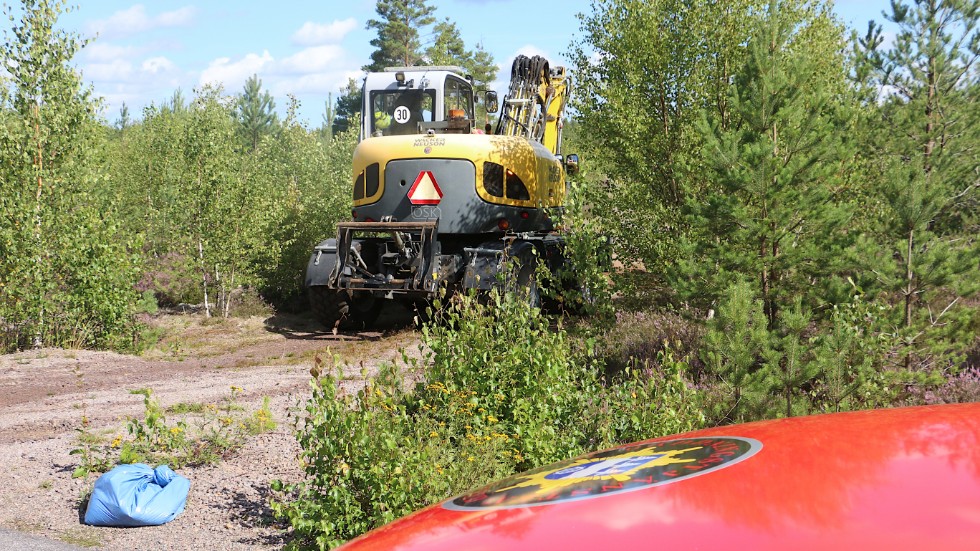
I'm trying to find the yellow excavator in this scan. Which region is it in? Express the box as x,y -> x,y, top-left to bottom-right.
305,55 -> 579,328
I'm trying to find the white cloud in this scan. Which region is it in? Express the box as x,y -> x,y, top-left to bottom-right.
83,60 -> 133,82
142,57 -> 176,75
274,71 -> 353,96
88,5 -> 197,39
199,50 -> 275,89
83,43 -> 137,63
280,46 -> 345,74
292,18 -> 358,46
156,7 -> 196,27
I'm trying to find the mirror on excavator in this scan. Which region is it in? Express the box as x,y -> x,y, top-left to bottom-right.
484,91 -> 499,114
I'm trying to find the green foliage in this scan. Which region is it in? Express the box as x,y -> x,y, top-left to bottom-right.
571,0 -> 768,274
678,0 -> 854,318
237,74 -> 278,152
104,87 -> 356,314
70,386 -> 276,478
700,281 -> 773,422
809,297 -> 895,412
274,291 -> 703,548
540,179 -> 614,323
421,292 -> 600,467
851,0 -> 980,372
0,0 -> 141,351
122,388 -> 189,464
272,358 -> 486,550
363,0 -> 437,70
331,78 -> 361,136
250,103 -> 357,304
69,428 -> 117,480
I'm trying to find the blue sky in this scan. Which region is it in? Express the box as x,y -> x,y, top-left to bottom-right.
26,1 -> 897,126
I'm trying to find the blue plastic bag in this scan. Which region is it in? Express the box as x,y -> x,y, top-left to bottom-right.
84,464 -> 190,527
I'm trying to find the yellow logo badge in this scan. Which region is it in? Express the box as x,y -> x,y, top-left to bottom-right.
445,437 -> 761,510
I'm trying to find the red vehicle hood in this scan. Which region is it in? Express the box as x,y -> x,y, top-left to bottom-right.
339,403 -> 980,550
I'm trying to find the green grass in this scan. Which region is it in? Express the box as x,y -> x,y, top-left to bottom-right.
58,527 -> 102,548
166,401 -> 207,414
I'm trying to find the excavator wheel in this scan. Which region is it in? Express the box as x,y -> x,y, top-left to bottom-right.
507,250 -> 541,310
309,286 -> 382,331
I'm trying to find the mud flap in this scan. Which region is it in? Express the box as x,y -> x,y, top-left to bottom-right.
304,238 -> 338,288
463,240 -> 537,291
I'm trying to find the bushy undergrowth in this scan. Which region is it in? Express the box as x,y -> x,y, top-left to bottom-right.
600,310 -> 705,376
273,291 -> 703,549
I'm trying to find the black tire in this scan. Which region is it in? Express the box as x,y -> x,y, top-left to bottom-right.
511,254 -> 541,309
564,277 -> 596,315
309,287 -> 383,330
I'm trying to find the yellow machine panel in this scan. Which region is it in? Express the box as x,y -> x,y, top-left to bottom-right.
352,134 -> 565,210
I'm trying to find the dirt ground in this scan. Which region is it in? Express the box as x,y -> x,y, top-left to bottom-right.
0,306 -> 420,550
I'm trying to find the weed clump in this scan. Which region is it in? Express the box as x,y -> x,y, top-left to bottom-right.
71,386 -> 276,478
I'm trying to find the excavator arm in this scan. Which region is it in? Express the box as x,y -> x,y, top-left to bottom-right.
495,55 -> 571,155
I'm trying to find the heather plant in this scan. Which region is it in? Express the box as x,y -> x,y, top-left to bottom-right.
600,310 -> 704,377
920,368 -> 980,405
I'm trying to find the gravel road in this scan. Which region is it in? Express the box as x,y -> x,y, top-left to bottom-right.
0,311 -> 418,550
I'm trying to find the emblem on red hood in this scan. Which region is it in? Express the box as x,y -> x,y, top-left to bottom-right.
445,437 -> 762,511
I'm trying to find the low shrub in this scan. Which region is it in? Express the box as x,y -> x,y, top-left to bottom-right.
918,367 -> 980,405
273,290 -> 704,549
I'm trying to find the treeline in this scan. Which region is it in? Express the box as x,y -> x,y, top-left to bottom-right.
571,0 -> 979,420
0,1 -> 356,352
0,0 -> 498,353
109,87 -> 355,317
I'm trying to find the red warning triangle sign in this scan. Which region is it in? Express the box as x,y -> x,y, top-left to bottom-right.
407,170 -> 443,205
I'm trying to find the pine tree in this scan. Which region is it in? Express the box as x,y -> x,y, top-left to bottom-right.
165,87 -> 188,114
690,0 -> 854,420
363,0 -> 436,71
680,0 -> 853,324
319,93 -> 334,141
570,0 -> 770,276
422,19 -> 497,118
116,102 -> 131,130
856,0 -> 980,371
467,42 -> 497,90
332,78 -> 362,135
237,74 -> 278,151
425,18 -> 468,66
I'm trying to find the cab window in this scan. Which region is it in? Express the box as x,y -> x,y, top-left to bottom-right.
370,90 -> 436,136
444,77 -> 473,120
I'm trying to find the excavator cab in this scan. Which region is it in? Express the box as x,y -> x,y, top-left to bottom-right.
361,67 -> 476,139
